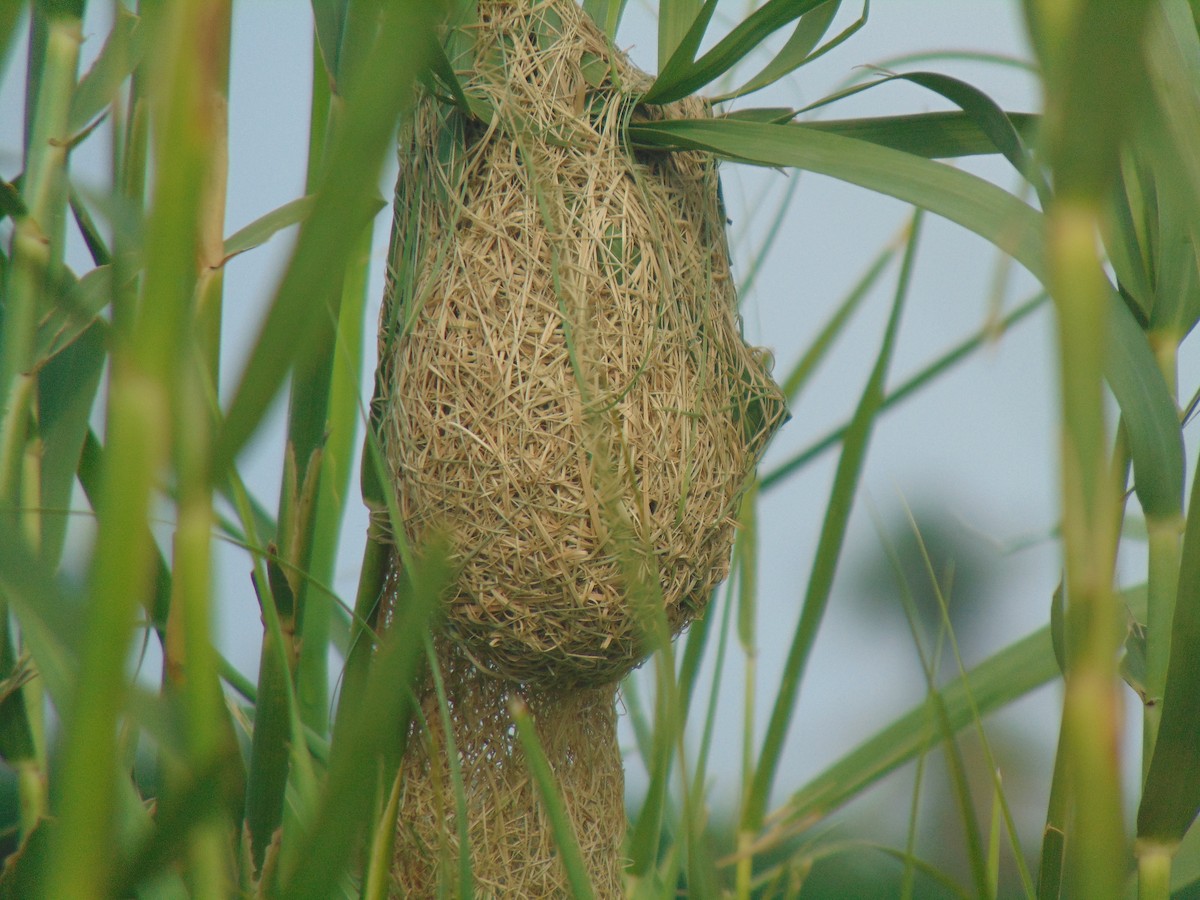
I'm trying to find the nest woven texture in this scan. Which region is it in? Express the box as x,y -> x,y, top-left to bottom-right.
392,639 -> 625,897
380,0 -> 788,688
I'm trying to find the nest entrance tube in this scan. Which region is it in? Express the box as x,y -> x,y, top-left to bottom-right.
394,639 -> 625,896
380,0 -> 787,894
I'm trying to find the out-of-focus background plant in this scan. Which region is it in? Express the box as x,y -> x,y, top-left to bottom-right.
3,0 -> 1200,897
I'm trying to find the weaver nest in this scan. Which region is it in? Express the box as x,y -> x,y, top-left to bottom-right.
379,0 -> 788,688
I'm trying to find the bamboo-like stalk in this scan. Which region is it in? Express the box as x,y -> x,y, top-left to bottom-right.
165,5 -> 233,893
0,1 -> 81,844
44,1 -> 219,893
1048,197 -> 1126,900
0,0 -> 76,868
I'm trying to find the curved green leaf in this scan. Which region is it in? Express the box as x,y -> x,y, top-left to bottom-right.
645,0 -> 828,104
1139,450 -> 1200,844
220,195 -> 316,262
787,586 -> 1147,829
68,6 -> 149,136
792,110 -> 1041,160
714,0 -> 846,101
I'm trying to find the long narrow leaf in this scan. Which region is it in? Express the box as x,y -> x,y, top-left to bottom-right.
645,0 -> 829,104
717,0 -> 858,102
785,588 -> 1147,830
1139,447 -> 1200,844
67,7 -> 148,136
788,111 -> 1041,161
742,211 -> 922,832
212,1 -> 439,478
657,0 -> 707,74
511,700 -> 595,900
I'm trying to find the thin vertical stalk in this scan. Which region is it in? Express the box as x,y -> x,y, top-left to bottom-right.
1047,199 -> 1125,900
43,0 -> 214,893
1142,335 -> 1182,776
0,0 -> 82,858
163,5 -> 232,893
294,34 -> 338,734
735,487 -> 758,900
286,8 -> 375,737
741,210 -> 921,838
1138,843 -> 1172,900
192,1 -> 232,382
1029,0 -> 1155,890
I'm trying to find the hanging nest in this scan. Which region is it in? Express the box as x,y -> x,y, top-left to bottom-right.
379,0 -> 787,689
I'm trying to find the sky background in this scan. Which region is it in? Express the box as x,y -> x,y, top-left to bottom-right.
3,0 -> 1184,868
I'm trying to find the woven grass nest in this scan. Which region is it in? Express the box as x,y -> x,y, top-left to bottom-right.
380,0 -> 788,689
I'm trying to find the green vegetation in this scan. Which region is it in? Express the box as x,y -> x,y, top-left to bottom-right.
2,0 -> 1200,896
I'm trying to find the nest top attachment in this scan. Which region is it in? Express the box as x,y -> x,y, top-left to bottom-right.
380,0 -> 788,688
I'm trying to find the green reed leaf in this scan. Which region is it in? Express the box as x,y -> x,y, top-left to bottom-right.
645,0 -> 829,104
1139,451 -> 1200,845
741,211 -> 920,832
716,0 -> 864,102
512,699 -> 596,900
213,1 -> 439,479
221,196 -> 316,262
657,0 -> 706,73
788,587 -> 1146,830
581,0 -> 629,38
67,6 -> 148,136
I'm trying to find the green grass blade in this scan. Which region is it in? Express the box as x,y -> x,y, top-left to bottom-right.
511,698 -> 596,900
298,221 -> 371,734
779,238 -> 895,402
1107,156 -> 1155,318
0,532 -> 79,712
764,292 -> 1046,489
361,763 -> 405,900
581,0 -> 629,38
34,321 -> 103,565
657,0 -> 706,74
212,1 -> 438,479
241,569 -> 299,878
221,196 -> 316,261
784,586 -> 1146,830
67,6 -> 147,136
688,578 -> 735,820
424,637 -> 474,899
1138,445 -> 1200,845
310,0 -> 349,82
775,111 -> 1042,161
878,514 -> 990,899
1036,730 -> 1068,900
1104,296 -> 1184,520
1140,1 -> 1200,338
716,0 -> 852,101
627,118 -> 1046,272
280,548 -> 448,900
741,210 -> 921,834
878,71 -> 1047,197
645,0 -> 829,105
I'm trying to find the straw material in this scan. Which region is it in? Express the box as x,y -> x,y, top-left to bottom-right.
392,638 -> 625,898
379,0 -> 787,689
